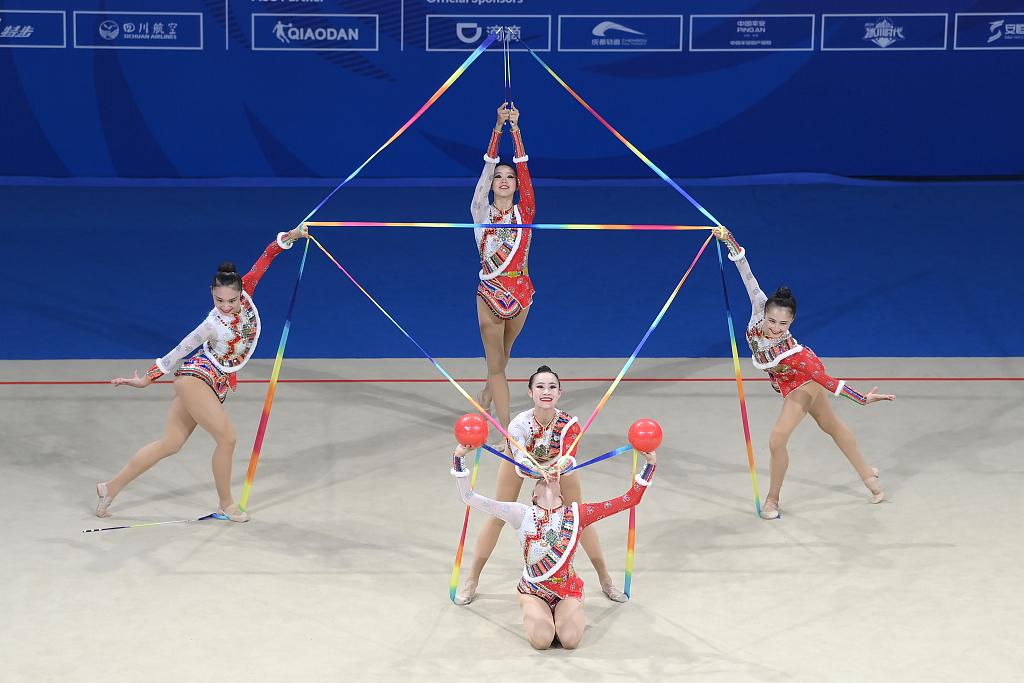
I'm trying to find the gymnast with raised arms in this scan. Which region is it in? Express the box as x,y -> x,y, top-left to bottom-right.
714,227 -> 894,519
95,226 -> 307,522
450,427 -> 657,649
455,366 -> 630,605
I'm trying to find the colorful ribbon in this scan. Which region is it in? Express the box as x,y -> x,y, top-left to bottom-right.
624,449 -> 638,598
515,38 -> 723,229
304,221 -> 713,232
450,446 -> 482,602
716,240 -> 762,516
238,238 -> 310,512
309,236 -> 545,474
83,513 -> 217,533
564,232 -> 714,461
293,32 -> 498,229
562,445 -> 633,474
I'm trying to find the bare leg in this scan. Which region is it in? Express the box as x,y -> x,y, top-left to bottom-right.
553,595 -> 586,649
476,297 -> 530,430
98,395 -> 198,515
173,377 -> 239,512
517,594 -> 556,650
455,458 -> 525,604
559,472 -> 625,601
764,383 -> 816,517
808,390 -> 884,501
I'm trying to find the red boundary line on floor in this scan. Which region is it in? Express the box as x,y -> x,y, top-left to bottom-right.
2,377 -> 1022,386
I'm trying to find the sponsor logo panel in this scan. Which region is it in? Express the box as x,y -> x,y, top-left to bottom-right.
558,15 -> 682,52
690,14 -> 814,52
954,13 -> 1024,50
74,12 -> 202,50
0,10 -> 66,48
821,14 -> 947,51
252,14 -> 378,51
425,15 -> 550,51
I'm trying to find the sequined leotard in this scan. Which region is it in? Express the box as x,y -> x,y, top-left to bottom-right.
507,408 -> 581,479
144,232 -> 298,402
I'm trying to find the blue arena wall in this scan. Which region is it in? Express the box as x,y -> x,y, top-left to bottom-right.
1,0 -> 1023,179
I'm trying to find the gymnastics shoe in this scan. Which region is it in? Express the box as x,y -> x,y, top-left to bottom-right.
760,499 -> 781,519
601,578 -> 628,603
454,578 -> 477,605
863,468 -> 884,504
214,504 -> 250,522
95,483 -> 113,518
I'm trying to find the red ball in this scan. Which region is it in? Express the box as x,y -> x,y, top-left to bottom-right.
454,413 -> 489,448
628,419 -> 663,453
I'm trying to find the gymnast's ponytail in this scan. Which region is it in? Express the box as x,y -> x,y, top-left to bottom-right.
529,364 -> 560,388
765,286 -> 796,316
211,262 -> 243,291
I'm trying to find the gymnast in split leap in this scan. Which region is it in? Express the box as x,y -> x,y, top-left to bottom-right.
95,226 -> 307,522
473,102 -> 535,434
450,437 -> 657,650
455,366 -> 629,605
715,227 -> 894,519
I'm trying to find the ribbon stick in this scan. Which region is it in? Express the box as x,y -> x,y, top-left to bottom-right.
309,236 -> 545,474
624,449 -> 638,597
304,221 -> 713,232
238,239 -> 310,512
564,232 -> 714,460
294,32 -> 498,228
450,446 -> 482,601
716,240 -> 762,516
83,514 -> 217,533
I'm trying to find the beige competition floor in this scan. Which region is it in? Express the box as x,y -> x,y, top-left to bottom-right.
1,357 -> 1022,683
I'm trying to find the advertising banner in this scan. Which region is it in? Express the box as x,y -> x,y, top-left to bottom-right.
821,14 -> 948,51
558,15 -> 683,52
954,13 -> 1024,49
425,14 -> 550,51
252,13 -> 378,52
0,10 -> 65,49
690,14 -> 814,51
73,11 -> 203,50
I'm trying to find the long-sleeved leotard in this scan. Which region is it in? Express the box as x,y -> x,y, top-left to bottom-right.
452,452 -> 656,608
507,408 -> 581,479
721,234 -> 868,405
143,232 -> 298,401
471,127 -> 535,319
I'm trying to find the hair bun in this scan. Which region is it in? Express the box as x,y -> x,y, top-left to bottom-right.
535,364 -> 552,374
774,286 -> 792,299
217,261 -> 238,274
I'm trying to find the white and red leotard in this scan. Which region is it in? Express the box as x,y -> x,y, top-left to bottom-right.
452,453 -> 656,608
507,408 -> 581,478
144,232 -> 299,402
471,127 -> 536,320
722,234 -> 869,405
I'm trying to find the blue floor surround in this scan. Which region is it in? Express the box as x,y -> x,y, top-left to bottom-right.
2,179 -> 1020,360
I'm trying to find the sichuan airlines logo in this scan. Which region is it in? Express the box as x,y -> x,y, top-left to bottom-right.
863,17 -> 904,48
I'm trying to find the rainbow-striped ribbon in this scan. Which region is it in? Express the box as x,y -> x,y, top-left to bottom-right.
515,39 -> 723,229
304,221 -> 713,232
450,446 -> 482,602
293,32 -> 498,229
716,240 -> 761,516
238,238 -> 310,512
563,232 -> 714,461
624,448 -> 638,597
309,236 -> 544,474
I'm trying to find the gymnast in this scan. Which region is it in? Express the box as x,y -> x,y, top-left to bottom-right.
714,227 -> 894,519
450,439 -> 657,650
455,366 -> 629,605
472,101 -> 535,434
95,226 -> 307,522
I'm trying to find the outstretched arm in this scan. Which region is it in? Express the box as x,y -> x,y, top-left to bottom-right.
508,104 -> 535,224
578,451 -> 657,530
796,352 -> 896,405
714,228 -> 767,322
127,319 -> 218,385
452,444 -> 527,528
241,225 -> 306,297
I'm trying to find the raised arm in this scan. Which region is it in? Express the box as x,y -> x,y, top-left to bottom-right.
715,228 -> 767,321
578,453 -> 657,530
471,108 -> 507,225
452,446 -> 527,528
241,226 -> 306,297
507,104 -> 534,223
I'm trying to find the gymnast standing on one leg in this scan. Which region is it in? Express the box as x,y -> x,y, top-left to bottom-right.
450,439 -> 657,650
455,366 -> 628,605
95,226 -> 307,522
714,227 -> 894,519
472,102 -> 535,434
